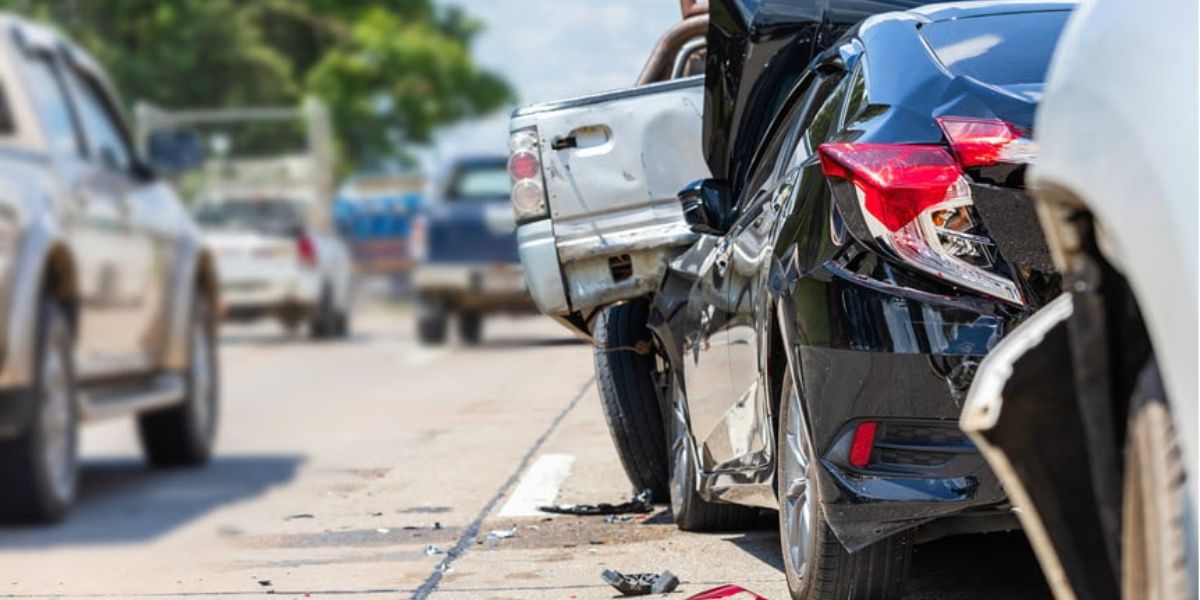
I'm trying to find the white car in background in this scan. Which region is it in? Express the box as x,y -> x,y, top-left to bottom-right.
197,196 -> 354,338
960,0 -> 1197,598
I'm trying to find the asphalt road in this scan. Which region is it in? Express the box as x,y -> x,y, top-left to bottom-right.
0,308 -> 1052,599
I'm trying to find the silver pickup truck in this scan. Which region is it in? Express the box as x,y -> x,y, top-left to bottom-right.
0,15 -> 218,522
508,1 -> 709,498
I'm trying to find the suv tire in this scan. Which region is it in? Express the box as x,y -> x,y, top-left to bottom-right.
1122,360 -> 1189,600
594,300 -> 670,502
458,312 -> 483,345
139,295 -> 219,466
0,298 -> 78,522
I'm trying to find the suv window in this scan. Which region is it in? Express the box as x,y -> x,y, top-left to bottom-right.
65,68 -> 133,172
21,55 -> 81,156
921,11 -> 1071,86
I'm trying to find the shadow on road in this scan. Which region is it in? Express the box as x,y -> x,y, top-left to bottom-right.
0,454 -> 303,548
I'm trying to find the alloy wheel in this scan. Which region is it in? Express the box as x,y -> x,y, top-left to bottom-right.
780,375 -> 813,580
189,319 -> 216,443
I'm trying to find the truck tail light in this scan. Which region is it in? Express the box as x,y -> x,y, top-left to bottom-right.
296,232 -> 317,267
508,128 -> 548,221
819,117 -> 1034,306
410,215 -> 428,264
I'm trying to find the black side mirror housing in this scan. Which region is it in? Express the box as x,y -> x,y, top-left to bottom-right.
146,128 -> 205,177
678,178 -> 734,236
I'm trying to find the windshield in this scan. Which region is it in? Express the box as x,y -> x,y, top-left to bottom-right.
195,200 -> 305,235
446,165 -> 510,202
921,10 -> 1071,86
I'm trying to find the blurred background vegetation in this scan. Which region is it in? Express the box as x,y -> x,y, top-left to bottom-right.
0,0 -> 514,173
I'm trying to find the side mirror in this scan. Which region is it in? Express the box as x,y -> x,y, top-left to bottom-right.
678,178 -> 734,236
146,128 -> 205,177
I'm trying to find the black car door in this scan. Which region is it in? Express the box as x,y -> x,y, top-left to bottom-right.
718,61 -> 856,475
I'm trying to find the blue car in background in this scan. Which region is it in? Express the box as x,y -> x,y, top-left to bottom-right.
412,156 -> 535,344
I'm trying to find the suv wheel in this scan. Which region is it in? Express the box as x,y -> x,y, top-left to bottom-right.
139,295 -> 218,466
1122,360 -> 1189,600
0,298 -> 78,522
594,300 -> 669,502
666,370 -> 759,531
777,364 -> 910,599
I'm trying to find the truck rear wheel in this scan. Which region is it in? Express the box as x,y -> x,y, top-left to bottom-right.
139,295 -> 218,466
417,297 -> 448,346
458,312 -> 483,345
1122,360 -> 1189,600
0,298 -> 78,522
593,300 -> 669,502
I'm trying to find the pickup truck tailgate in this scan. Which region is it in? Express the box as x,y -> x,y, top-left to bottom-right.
511,76 -> 708,317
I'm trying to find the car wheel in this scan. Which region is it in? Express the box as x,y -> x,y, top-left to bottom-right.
334,310 -> 351,338
458,312 -> 483,345
0,298 -> 78,522
593,300 -> 670,502
139,295 -> 218,466
666,369 -> 760,531
416,297 -> 448,346
1122,360 -> 1189,600
776,365 -> 910,599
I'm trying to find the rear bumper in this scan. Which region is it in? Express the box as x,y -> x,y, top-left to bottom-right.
960,293 -> 1119,600
219,271 -> 321,317
785,270 -> 1019,551
414,263 -> 536,314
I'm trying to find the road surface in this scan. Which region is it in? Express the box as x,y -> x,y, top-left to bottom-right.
0,309 -> 1052,599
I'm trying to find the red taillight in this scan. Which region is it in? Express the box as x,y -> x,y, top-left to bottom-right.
818,143 -> 960,232
508,151 -> 539,181
849,421 -> 878,469
936,116 -> 1035,168
297,233 -> 317,267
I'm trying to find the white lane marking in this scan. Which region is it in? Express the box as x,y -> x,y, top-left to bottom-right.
498,453 -> 575,517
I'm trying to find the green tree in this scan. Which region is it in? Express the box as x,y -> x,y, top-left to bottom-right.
1,0 -> 513,171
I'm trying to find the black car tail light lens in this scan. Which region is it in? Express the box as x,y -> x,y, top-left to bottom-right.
818,124 -> 1032,305
508,128 -> 549,221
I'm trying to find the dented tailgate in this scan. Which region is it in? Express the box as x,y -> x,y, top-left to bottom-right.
510,76 -> 708,318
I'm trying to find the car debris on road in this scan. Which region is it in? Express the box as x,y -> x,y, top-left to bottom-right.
539,489 -> 654,516
601,569 -> 680,596
685,584 -> 769,600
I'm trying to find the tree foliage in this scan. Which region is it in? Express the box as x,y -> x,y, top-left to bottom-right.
1,0 -> 513,171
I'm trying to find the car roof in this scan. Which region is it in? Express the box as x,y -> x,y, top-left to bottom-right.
908,0 -> 1077,23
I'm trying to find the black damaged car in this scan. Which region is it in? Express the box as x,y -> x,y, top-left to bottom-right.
647,1 -> 1073,597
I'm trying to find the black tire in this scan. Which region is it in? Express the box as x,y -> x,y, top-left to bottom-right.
594,300 -> 670,503
333,310 -> 351,338
458,312 -> 483,345
665,367 -> 760,531
777,364 -> 910,599
309,284 -> 336,340
416,297 -> 448,346
139,295 -> 219,467
0,298 -> 78,522
1122,360 -> 1189,600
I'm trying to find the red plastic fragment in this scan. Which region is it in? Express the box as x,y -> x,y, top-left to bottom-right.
685,584 -> 771,599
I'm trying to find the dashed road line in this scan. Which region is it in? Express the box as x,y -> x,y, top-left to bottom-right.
498,453 -> 575,517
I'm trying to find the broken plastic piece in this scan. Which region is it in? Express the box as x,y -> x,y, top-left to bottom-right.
424,545 -> 444,556
487,527 -> 517,540
601,569 -> 680,596
685,584 -> 769,599
540,489 -> 653,516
